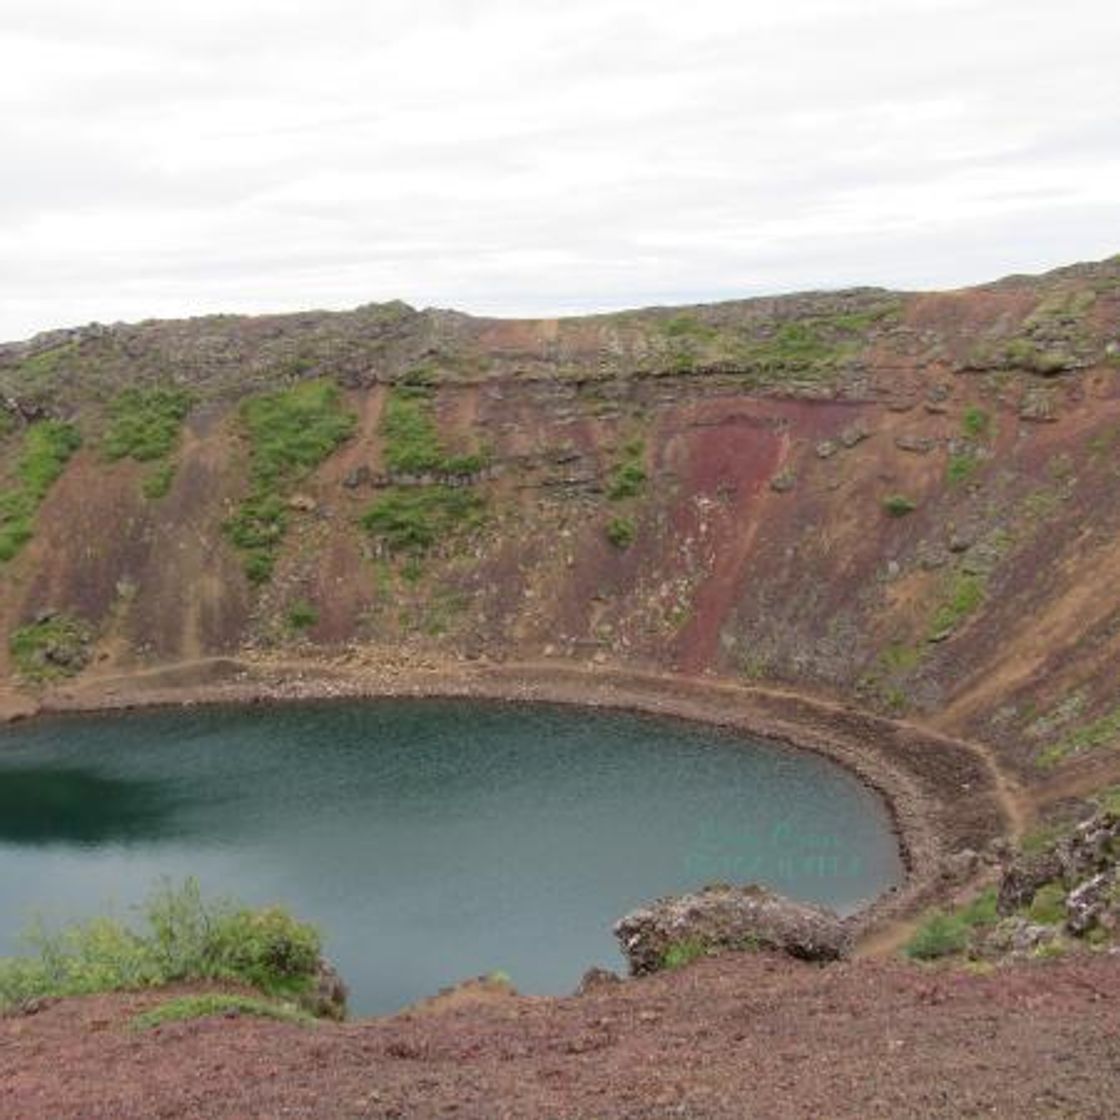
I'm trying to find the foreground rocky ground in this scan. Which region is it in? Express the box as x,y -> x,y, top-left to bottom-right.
3,952 -> 1119,1119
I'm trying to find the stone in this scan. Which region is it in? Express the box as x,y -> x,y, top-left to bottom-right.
613,884 -> 851,975
576,967 -> 622,995
342,466 -> 372,489
299,957 -> 348,1021
769,469 -> 796,493
288,493 -> 317,512
839,420 -> 871,448
895,434 -> 936,454
997,849 -> 1064,915
815,440 -> 838,459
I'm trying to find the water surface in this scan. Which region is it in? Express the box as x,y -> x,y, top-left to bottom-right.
0,700 -> 902,1012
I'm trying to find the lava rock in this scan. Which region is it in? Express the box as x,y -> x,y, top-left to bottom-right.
613,884 -> 851,975
997,849 -> 1064,916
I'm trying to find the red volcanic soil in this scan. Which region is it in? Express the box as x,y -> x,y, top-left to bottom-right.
4,952 -> 1120,1119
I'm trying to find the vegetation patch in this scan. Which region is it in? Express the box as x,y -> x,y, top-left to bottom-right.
9,613 -> 93,682
103,387 -> 192,500
131,992 -> 315,1031
607,438 -> 647,501
363,486 -> 485,556
286,600 -> 318,631
225,380 -> 356,583
0,420 -> 82,562
606,515 -> 636,549
1038,703 -> 1120,769
1027,882 -> 1067,925
661,938 -> 710,970
380,386 -> 489,479
904,888 -> 998,961
0,878 -> 325,1013
882,494 -> 917,517
961,406 -> 991,439
928,572 -> 985,641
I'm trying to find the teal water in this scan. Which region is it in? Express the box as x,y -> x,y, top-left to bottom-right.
0,700 -> 903,1013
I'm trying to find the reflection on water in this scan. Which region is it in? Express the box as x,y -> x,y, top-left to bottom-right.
0,768 -> 180,845
0,701 -> 904,1013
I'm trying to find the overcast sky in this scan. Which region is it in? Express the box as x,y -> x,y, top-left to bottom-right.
2,0 -> 1118,341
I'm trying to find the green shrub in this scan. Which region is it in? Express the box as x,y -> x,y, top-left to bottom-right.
131,993 -> 314,1031
362,486 -> 485,555
606,515 -> 636,549
883,494 -> 917,517
141,460 -> 175,500
103,388 -> 192,462
961,407 -> 991,439
904,888 -> 997,960
607,439 -> 647,501
904,911 -> 970,960
287,600 -> 318,631
0,878 -> 324,1011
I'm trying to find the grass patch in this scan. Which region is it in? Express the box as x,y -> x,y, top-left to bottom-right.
661,938 -> 709,970
380,387 -> 488,479
883,494 -> 917,517
1027,882 -> 1066,925
905,888 -> 997,960
362,486 -> 485,556
1038,704 -> 1120,769
141,460 -> 175,500
928,572 -> 985,641
947,451 -> 980,485
0,420 -> 82,562
103,388 -> 192,462
9,614 -> 93,682
0,878 -> 324,1012
286,600 -> 318,631
131,993 -> 315,1031
606,515 -> 636,549
225,380 -> 356,583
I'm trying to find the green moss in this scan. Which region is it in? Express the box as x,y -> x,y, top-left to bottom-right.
131,993 -> 315,1031
362,486 -> 485,555
103,387 -> 192,463
9,614 -> 93,682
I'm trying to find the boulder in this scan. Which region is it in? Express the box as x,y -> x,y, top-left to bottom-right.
1065,870 -> 1117,937
997,849 -> 1064,915
298,957 -> 348,1021
613,884 -> 851,975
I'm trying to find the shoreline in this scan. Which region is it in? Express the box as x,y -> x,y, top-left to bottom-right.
1,653 -> 1013,943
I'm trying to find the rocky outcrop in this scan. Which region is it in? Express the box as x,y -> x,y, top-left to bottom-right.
298,958 -> 348,1021
997,811 -> 1120,917
613,884 -> 851,975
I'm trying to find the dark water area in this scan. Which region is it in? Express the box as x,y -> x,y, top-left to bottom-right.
0,700 -> 903,1013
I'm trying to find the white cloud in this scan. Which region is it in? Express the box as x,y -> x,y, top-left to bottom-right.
1,0 -> 1118,340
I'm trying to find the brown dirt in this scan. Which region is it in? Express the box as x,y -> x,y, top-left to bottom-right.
4,952 -> 1120,1119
